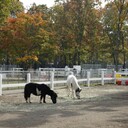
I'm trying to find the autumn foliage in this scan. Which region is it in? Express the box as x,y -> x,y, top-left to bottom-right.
0,0 -> 128,70
0,12 -> 57,69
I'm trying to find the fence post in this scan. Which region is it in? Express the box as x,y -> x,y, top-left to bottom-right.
101,71 -> 104,85
27,73 -> 31,83
87,71 -> 90,87
50,71 -> 54,90
114,71 -> 116,84
0,74 -> 2,96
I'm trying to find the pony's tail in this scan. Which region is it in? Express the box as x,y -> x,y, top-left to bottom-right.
24,86 -> 28,102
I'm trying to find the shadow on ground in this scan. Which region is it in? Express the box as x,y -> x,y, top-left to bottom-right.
0,85 -> 128,128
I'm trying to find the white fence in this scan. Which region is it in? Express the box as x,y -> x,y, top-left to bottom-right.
0,70 -> 116,96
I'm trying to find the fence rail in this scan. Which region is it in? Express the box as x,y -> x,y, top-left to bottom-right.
0,70 -> 116,96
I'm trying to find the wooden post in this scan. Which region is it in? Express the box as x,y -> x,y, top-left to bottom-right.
87,71 -> 90,87
27,73 -> 31,83
0,74 -> 2,96
101,71 -> 104,86
50,71 -> 54,90
114,71 -> 116,84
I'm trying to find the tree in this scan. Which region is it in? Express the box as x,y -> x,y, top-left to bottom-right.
102,0 -> 128,70
0,12 -> 57,69
9,0 -> 24,17
50,0 -> 103,67
0,0 -> 11,24
0,0 -> 24,24
27,3 -> 60,68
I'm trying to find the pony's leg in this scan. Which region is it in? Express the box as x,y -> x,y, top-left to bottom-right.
43,95 -> 46,103
70,84 -> 75,99
25,99 -> 28,103
24,92 -> 29,103
28,94 -> 31,103
28,97 -> 31,103
40,95 -> 46,103
73,90 -> 76,99
71,87 -> 75,99
25,96 -> 28,103
40,95 -> 43,103
67,85 -> 70,97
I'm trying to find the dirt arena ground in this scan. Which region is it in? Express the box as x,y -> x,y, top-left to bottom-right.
0,84 -> 128,128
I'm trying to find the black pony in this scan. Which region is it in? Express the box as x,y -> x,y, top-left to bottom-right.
24,83 -> 57,104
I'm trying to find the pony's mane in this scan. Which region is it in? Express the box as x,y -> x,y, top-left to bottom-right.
48,89 -> 57,97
